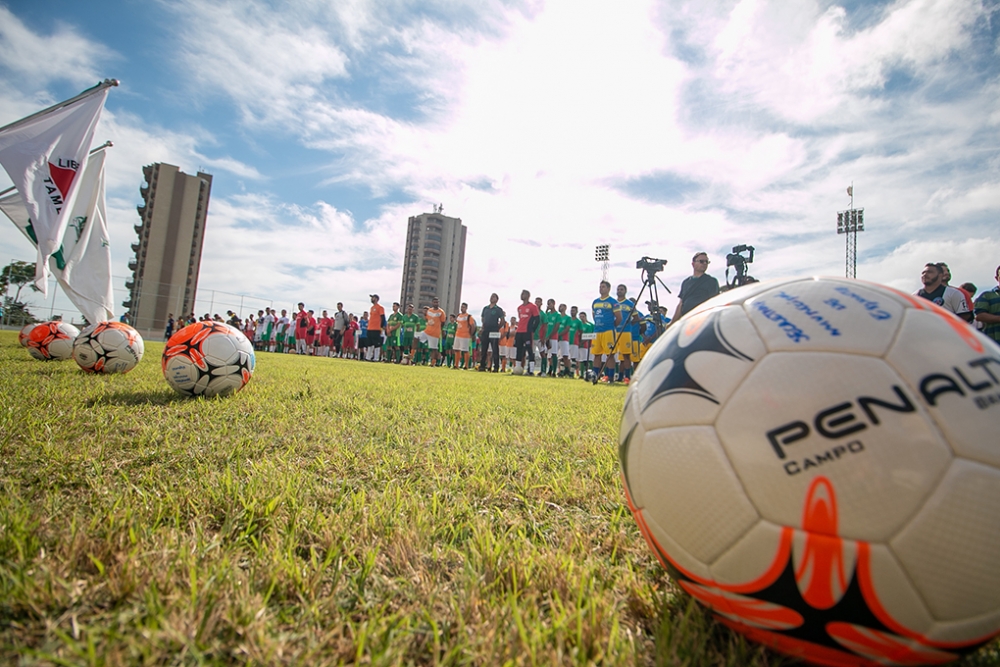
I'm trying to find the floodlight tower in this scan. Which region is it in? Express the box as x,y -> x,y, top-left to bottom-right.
836,184 -> 864,279
595,244 -> 610,283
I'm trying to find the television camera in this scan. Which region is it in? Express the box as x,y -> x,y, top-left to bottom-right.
725,244 -> 756,288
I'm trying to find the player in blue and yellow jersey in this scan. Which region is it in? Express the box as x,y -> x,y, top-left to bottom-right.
613,283 -> 636,384
592,280 -> 621,383
628,305 -> 644,364
638,305 -> 669,363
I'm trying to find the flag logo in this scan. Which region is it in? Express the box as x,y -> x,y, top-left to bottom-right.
48,160 -> 80,197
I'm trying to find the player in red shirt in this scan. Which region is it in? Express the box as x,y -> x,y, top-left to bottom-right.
293,303 -> 312,355
514,290 -> 540,375
318,310 -> 334,357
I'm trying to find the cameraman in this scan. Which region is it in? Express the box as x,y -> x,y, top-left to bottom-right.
672,252 -> 720,323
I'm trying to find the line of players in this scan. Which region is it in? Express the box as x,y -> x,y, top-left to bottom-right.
242,284 -> 669,381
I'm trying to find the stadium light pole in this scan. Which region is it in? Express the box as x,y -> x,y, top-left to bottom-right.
595,244 -> 610,283
837,184 -> 864,279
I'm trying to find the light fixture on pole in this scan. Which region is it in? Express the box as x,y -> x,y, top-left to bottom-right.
836,184 -> 864,279
595,244 -> 610,283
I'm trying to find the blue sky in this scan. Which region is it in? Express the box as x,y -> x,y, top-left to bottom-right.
1,0 -> 998,322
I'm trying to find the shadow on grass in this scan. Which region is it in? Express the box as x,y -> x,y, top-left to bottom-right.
86,389 -> 190,406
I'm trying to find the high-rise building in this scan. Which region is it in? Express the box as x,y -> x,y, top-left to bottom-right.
400,211 -> 467,315
123,163 -> 212,331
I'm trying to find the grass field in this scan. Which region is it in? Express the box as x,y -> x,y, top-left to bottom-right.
1,330 -> 997,666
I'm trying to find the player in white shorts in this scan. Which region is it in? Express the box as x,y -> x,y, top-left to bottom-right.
567,306 -> 581,374
577,312 -> 594,380
532,297 -> 547,363
261,308 -> 276,352
275,310 -> 291,353
504,316 -> 517,362
253,309 -> 266,350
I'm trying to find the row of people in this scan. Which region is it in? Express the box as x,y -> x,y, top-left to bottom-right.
915,261 -> 1000,344
207,253 -> 724,381
183,256 -> 998,380
270,285 -> 672,382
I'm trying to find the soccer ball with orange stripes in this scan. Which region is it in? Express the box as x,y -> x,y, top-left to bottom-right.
25,321 -> 81,361
73,321 -> 145,374
162,321 -> 255,397
18,322 -> 35,347
620,276 -> 999,666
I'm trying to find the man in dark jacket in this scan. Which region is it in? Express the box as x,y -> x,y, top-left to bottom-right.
478,293 -> 506,372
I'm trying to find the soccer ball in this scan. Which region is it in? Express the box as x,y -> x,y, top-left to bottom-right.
18,322 -> 35,347
162,321 -> 255,397
620,277 -> 1000,666
73,321 -> 145,373
25,321 -> 81,361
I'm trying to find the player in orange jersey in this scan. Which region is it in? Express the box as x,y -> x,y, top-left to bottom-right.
423,297 -> 446,367
454,302 -> 477,369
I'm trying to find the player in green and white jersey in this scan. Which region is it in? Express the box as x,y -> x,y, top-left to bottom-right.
443,314 -> 457,367
386,302 -> 404,363
578,312 -> 594,379
274,309 -> 291,354
542,299 -> 562,377
552,303 -> 572,377
533,296 -> 546,375
400,304 -> 420,364
565,305 -> 583,377
415,307 -> 429,365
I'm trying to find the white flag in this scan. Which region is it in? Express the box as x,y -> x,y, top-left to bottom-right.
0,147 -> 115,324
847,185 -> 853,197
0,81 -> 113,295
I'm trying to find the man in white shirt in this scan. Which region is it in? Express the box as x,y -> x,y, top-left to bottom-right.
915,263 -> 972,322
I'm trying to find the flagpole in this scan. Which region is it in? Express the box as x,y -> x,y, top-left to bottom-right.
0,79 -> 119,135
0,140 -> 113,198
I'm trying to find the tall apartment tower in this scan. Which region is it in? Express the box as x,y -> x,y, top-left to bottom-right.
400,211 -> 467,315
124,163 -> 212,331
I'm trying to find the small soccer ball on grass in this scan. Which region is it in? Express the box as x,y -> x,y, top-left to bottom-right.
162,321 -> 255,397
25,321 -> 81,361
18,322 -> 35,347
620,276 -> 1000,666
73,321 -> 145,373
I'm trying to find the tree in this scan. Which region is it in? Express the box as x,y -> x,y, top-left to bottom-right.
2,297 -> 38,327
1,260 -> 38,303
1,261 -> 40,327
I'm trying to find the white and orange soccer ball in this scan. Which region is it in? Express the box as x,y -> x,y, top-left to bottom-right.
25,321 -> 81,361
162,321 -> 255,397
620,277 -> 1000,666
18,322 -> 35,347
73,321 -> 145,374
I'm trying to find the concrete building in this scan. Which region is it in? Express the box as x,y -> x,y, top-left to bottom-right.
399,211 -> 467,315
123,163 -> 212,331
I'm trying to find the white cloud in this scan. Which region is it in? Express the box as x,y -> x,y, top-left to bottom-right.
3,0 -> 999,324
168,0 -> 351,125
189,192 -> 406,316
686,0 -> 986,125
0,6 -> 115,88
